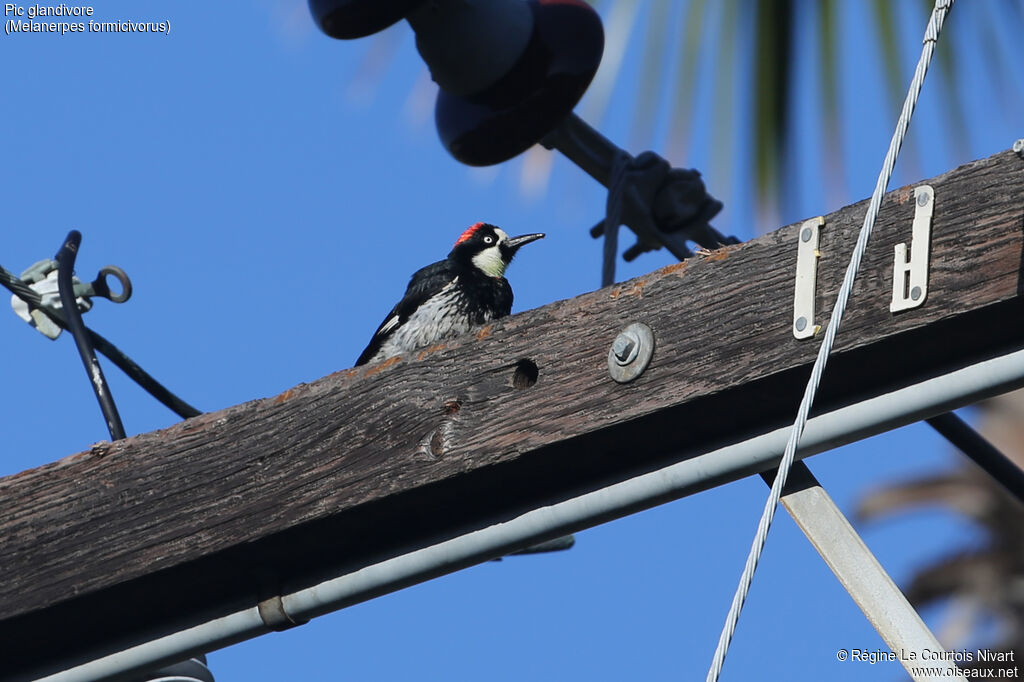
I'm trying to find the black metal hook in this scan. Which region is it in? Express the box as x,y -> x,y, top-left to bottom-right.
86,265 -> 133,303
55,230 -> 127,441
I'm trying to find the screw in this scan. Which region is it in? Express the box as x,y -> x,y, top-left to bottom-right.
917,192 -> 929,207
800,228 -> 813,242
911,286 -> 922,301
795,316 -> 808,332
1014,139 -> 1024,159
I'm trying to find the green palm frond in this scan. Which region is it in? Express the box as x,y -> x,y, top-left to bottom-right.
588,0 -> 1024,228
751,0 -> 793,219
665,0 -> 708,160
630,1 -> 673,150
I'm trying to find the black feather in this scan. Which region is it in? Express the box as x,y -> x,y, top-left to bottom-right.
355,260 -> 455,366
355,223 -> 523,366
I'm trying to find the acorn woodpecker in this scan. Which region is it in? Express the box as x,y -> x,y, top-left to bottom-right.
356,223 -> 545,366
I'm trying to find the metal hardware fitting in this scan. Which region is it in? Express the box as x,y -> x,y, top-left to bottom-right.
608,322 -> 654,383
257,595 -> 307,631
792,216 -> 824,339
541,113 -> 737,263
10,258 -> 132,339
890,185 -> 934,312
1013,139 -> 1024,159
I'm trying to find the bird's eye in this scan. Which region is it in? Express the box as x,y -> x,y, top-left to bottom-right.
484,236 -> 494,244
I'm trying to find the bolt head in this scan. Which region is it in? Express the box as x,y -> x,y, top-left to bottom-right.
1014,139 -> 1024,156
612,334 -> 638,364
917,192 -> 930,207
608,323 -> 655,383
800,228 -> 812,242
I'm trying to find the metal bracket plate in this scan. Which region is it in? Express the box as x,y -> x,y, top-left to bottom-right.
793,217 -> 823,339
890,185 -> 934,312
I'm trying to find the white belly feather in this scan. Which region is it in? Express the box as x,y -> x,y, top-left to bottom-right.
374,278 -> 494,360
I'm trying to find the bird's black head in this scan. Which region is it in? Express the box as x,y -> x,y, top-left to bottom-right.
448,223 -> 545,278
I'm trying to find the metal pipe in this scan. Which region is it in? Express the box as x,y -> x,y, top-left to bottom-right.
927,411 -> 1024,505
55,230 -> 127,441
541,112 -> 620,187
36,344 -> 1024,682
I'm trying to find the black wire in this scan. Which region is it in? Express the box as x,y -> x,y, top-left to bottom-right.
55,230 -> 127,441
1,263 -> 202,419
88,327 -> 201,419
0,265 -> 42,306
927,411 -> 1024,507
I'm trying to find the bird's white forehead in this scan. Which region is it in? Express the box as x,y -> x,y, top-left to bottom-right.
494,228 -> 509,242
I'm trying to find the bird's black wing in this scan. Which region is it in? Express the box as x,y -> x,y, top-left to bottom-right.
355,260 -> 454,366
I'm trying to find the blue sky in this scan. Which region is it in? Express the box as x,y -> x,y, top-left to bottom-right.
2,1 -> 1022,680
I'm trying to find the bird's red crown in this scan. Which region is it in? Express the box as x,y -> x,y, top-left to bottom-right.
454,222 -> 487,246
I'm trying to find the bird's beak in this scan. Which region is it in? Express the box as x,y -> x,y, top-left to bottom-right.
505,233 -> 545,251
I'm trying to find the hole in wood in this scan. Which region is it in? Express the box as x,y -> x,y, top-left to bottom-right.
512,359 -> 538,389
429,428 -> 445,457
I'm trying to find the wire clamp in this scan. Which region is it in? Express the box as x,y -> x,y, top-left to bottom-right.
257,595 -> 308,631
890,185 -> 934,312
9,258 -> 132,339
540,114 -> 738,269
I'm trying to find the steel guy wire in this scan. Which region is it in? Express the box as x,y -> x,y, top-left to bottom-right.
705,1 -> 955,680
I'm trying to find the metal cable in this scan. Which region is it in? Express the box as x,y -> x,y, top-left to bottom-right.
56,230 -> 127,440
601,151 -> 631,287
705,2 -> 954,679
87,329 -> 202,418
1,261 -> 202,419
0,263 -> 43,306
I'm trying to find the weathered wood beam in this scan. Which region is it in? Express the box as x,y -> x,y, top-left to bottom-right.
3,150 -> 1024,674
